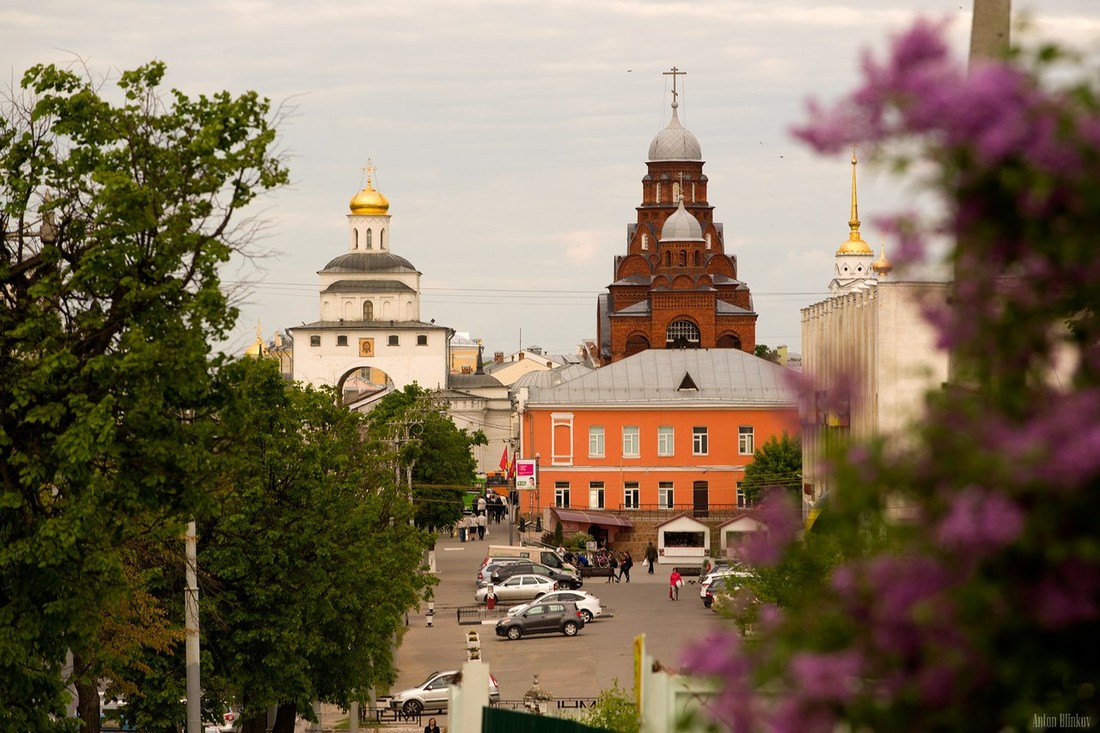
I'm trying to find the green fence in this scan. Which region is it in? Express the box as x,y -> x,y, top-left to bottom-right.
482,707 -> 610,733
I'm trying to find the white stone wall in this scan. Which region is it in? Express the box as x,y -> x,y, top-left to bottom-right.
290,325 -> 449,393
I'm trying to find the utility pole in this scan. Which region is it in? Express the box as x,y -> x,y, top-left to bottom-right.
185,520 -> 200,733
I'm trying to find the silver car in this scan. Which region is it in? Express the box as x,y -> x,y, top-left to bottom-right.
388,670 -> 501,715
474,573 -> 556,603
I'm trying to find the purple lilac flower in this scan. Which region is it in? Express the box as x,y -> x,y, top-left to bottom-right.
935,486 -> 1024,555
788,649 -> 863,702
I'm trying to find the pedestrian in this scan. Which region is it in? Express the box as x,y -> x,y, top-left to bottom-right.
669,568 -> 683,601
619,551 -> 633,583
645,542 -> 658,574
424,717 -> 440,733
607,554 -> 618,583
477,511 -> 487,540
477,495 -> 487,517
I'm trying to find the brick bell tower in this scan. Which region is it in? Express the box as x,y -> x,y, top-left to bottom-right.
597,67 -> 757,365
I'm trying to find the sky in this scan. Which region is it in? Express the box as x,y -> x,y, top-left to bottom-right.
5,1 -> 1097,359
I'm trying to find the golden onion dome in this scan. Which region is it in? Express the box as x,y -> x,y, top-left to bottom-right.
349,180 -> 390,215
837,233 -> 874,256
872,243 -> 893,275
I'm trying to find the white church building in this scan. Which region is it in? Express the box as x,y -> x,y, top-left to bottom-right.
289,165 -> 452,402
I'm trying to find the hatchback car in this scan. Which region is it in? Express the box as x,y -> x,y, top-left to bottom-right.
474,573 -> 556,603
490,561 -> 582,590
495,601 -> 585,640
388,670 -> 501,715
507,590 -> 603,623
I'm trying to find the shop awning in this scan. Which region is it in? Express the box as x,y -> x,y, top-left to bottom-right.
553,508 -> 634,528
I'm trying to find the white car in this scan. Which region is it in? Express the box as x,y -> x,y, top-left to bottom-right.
699,569 -> 753,599
389,670 -> 501,715
475,573 -> 556,603
508,589 -> 603,623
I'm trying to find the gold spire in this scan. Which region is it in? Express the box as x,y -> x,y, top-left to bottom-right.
244,323 -> 269,357
349,158 -> 390,215
873,235 -> 893,276
837,145 -> 873,255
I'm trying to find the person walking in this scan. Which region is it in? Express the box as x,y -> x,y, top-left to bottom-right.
669,568 -> 683,601
607,553 -> 618,583
645,542 -> 658,574
477,512 -> 487,540
424,717 -> 441,733
619,551 -> 633,583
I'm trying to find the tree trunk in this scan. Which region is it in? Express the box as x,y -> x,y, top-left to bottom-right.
72,653 -> 102,733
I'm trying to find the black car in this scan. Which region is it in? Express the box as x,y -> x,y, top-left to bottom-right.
495,600 -> 586,640
490,561 -> 583,590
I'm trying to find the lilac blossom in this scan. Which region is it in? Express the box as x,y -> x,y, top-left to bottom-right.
935,486 -> 1024,555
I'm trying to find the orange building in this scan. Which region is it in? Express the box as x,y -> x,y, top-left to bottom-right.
515,349 -> 798,535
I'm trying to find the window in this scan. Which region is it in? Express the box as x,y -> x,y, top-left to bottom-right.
706,233 -> 712,250
738,426 -> 755,455
366,228 -> 373,249
336,335 -> 348,347
666,320 -> 700,348
417,334 -> 428,346
737,483 -> 749,508
624,482 -> 639,509
388,335 -> 399,346
589,426 -> 605,457
622,426 -> 639,457
657,426 -> 674,456
554,482 -> 570,508
363,301 -> 373,320
641,232 -> 649,251
658,482 -> 674,509
310,335 -> 321,347
692,426 -> 708,455
589,481 -> 605,509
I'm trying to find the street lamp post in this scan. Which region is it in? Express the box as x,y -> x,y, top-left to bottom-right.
534,453 -> 541,533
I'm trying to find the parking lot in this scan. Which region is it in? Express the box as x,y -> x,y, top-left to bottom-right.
386,531 -> 729,722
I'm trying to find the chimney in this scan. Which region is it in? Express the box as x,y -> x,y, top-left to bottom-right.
519,352 -> 525,360
494,351 -> 504,364
461,366 -> 472,374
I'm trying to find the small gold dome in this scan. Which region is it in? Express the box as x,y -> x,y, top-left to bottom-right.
872,244 -> 893,275
837,233 -> 873,256
349,181 -> 390,215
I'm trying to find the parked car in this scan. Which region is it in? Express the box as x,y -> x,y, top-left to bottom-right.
507,589 -> 603,623
495,600 -> 586,640
476,558 -> 525,587
474,573 -> 556,603
388,670 -> 501,715
705,573 -> 753,612
491,561 -> 583,590
699,568 -> 752,599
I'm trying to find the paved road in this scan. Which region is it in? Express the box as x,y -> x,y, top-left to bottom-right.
389,531 -> 729,719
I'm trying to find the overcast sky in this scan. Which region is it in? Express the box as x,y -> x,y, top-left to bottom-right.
5,1 -> 1097,358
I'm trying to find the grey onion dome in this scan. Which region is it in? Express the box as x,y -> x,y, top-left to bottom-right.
660,199 -> 704,241
321,252 -> 418,273
647,103 -> 702,161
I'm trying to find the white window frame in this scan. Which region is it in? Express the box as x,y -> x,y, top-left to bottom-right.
623,482 -> 640,510
622,426 -> 640,458
738,425 -> 755,456
554,482 -> 571,508
589,426 -> 605,458
658,482 -> 674,509
692,426 -> 708,456
657,426 -> 674,456
589,481 -> 605,509
551,412 -> 574,466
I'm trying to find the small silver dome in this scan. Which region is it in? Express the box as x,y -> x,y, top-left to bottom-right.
660,199 -> 704,241
648,106 -> 702,161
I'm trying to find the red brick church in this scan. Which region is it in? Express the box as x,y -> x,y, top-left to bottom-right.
597,68 -> 757,365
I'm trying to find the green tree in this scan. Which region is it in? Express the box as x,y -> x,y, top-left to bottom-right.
740,431 -> 801,504
754,344 -> 781,363
366,384 -> 486,529
0,61 -> 287,731
196,358 -> 432,733
579,679 -> 639,733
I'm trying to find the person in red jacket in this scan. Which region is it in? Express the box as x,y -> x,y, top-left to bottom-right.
669,568 -> 683,601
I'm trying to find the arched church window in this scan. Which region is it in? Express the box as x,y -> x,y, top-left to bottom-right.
694,251 -> 702,266
353,229 -> 359,250
641,232 -> 648,251
366,229 -> 373,249
655,182 -> 661,204
380,228 -> 386,249
663,251 -> 671,267
363,301 -> 373,320
705,233 -> 712,250
679,250 -> 687,266
672,181 -> 680,202
666,320 -> 700,349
